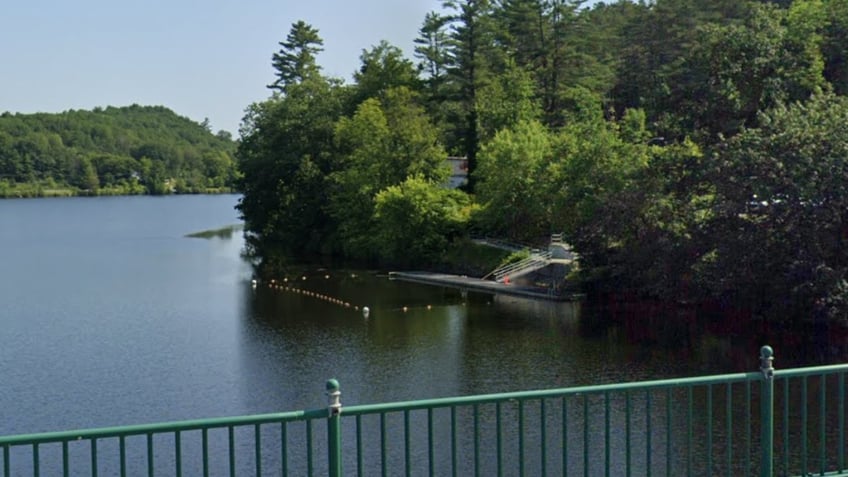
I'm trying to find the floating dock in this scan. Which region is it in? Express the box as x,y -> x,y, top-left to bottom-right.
388,271 -> 583,302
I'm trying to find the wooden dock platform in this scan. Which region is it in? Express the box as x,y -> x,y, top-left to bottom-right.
388,271 -> 583,302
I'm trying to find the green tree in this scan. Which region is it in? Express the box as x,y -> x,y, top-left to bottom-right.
823,0 -> 848,94
268,21 -> 325,92
475,59 -> 540,142
702,93 -> 848,321
663,1 -> 826,141
442,0 -> 495,191
330,88 -> 448,259
414,12 -> 452,85
237,75 -> 346,261
73,156 -> 100,191
373,175 -> 474,265
352,41 -> 421,105
474,119 -> 552,241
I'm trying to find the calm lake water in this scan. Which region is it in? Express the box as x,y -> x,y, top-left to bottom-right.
0,195 -> 842,474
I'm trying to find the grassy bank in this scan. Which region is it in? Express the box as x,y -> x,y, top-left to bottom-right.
0,180 -> 234,198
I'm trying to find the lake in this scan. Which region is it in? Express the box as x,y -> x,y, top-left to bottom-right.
0,195 -> 841,474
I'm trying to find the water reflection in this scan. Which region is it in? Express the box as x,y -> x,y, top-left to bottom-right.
241,274 -> 714,414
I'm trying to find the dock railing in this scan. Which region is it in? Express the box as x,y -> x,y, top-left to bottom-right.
2,346 -> 847,476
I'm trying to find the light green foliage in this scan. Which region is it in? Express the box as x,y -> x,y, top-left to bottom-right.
475,59 -> 540,142
373,175 -> 475,265
474,119 -> 552,241
551,91 -> 649,239
330,87 -> 448,259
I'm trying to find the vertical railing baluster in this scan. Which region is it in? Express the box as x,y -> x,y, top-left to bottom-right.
176,430 -> 183,477
707,384 -> 713,475
474,404 -> 480,477
562,396 -> 568,477
62,440 -> 69,477
726,383 -> 732,477
451,406 -> 457,477
427,409 -> 434,477
583,394 -> 589,477
802,376 -> 808,476
840,372 -> 846,471
405,410 -> 411,477
202,428 -> 209,477
306,420 -> 313,477
626,390 -> 632,477
228,425 -> 236,477
120,435 -> 127,477
496,402 -> 502,477
380,412 -> 387,477
519,400 -> 525,477
604,391 -> 610,477
687,386 -> 693,477
646,390 -> 652,477
783,377 -> 789,475
355,416 -> 362,477
540,399 -> 547,477
90,438 -> 97,477
253,425 -> 260,477
147,433 -> 154,477
280,423 -> 287,477
32,443 -> 38,477
666,387 -> 672,477
746,380 -> 751,477
820,374 -> 826,476
3,443 -> 8,477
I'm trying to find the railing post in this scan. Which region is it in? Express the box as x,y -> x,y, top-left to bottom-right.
327,379 -> 342,477
760,346 -> 775,477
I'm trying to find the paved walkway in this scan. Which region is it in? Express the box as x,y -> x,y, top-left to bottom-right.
388,271 -> 583,302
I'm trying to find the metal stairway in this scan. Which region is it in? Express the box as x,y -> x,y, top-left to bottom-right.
485,250 -> 553,283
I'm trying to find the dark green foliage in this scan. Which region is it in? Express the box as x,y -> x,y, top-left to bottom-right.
0,105 -> 237,196
237,76 -> 346,261
352,41 -> 421,106
373,175 -> 475,265
702,94 -> 848,321
237,1 -> 848,323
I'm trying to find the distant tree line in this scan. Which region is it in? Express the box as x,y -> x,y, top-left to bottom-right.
238,0 -> 848,324
0,105 -> 238,197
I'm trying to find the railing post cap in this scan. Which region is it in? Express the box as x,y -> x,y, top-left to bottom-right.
760,345 -> 774,358
326,378 -> 340,392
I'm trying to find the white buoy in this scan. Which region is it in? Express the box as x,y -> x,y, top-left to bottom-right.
362,306 -> 370,318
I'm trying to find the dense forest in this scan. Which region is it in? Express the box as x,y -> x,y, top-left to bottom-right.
237,0 -> 848,324
0,105 -> 238,197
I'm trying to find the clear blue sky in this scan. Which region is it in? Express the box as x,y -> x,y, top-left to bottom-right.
0,0 -> 444,135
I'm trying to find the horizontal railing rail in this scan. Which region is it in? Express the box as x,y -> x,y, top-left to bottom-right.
485,250 -> 553,282
2,347 -> 847,476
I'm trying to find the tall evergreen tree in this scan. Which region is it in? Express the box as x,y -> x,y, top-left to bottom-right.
442,0 -> 495,191
268,21 -> 324,93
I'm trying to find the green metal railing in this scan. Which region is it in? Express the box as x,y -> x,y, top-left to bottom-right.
2,346 -> 847,476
